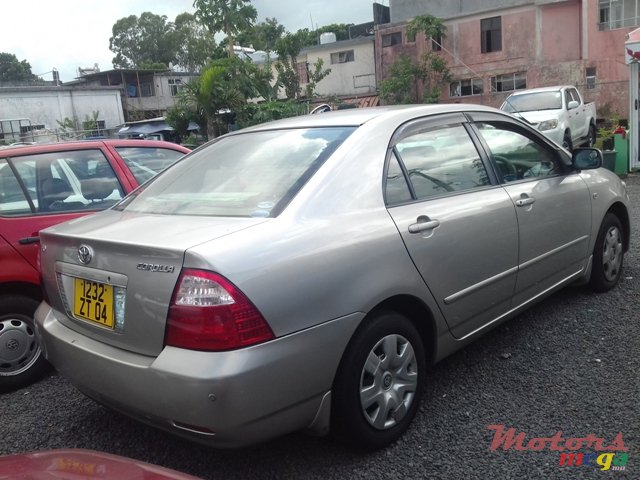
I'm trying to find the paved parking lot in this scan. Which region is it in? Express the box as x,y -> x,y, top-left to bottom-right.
2,174 -> 639,480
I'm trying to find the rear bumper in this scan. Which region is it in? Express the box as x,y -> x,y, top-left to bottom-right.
34,302 -> 362,447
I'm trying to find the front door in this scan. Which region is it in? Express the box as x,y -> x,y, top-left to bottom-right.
385,116 -> 519,339
473,121 -> 591,306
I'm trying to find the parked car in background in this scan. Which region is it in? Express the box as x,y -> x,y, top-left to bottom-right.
35,105 -> 629,450
0,448 -> 202,479
500,85 -> 597,150
0,139 -> 190,392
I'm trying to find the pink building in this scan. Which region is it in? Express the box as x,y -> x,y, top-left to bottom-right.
376,0 -> 637,121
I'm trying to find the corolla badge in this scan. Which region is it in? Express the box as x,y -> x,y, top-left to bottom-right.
77,245 -> 93,265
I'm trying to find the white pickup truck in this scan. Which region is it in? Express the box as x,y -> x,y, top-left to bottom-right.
500,85 -> 597,150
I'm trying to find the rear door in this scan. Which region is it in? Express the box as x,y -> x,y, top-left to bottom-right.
385,114 -> 519,339
0,147 -> 129,271
469,115 -> 591,305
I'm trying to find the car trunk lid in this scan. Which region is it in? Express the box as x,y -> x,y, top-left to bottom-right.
39,210 -> 268,357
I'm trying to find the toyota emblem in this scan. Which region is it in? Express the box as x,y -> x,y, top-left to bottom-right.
78,245 -> 93,265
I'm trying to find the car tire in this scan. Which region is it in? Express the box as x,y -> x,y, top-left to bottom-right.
0,295 -> 50,392
589,213 -> 624,293
331,311 -> 426,451
563,132 -> 573,151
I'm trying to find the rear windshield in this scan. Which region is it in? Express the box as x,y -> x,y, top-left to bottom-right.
502,91 -> 562,112
115,127 -> 355,217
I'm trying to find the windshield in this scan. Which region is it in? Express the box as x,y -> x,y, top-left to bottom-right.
115,127 -> 355,217
502,91 -> 562,113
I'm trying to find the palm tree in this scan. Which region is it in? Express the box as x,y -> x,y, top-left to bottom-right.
193,0 -> 257,56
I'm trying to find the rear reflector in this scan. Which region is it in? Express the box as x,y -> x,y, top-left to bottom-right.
166,269 -> 274,351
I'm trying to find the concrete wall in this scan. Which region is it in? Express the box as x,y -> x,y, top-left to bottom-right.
301,37 -> 377,96
0,87 -> 125,132
378,0 -> 637,119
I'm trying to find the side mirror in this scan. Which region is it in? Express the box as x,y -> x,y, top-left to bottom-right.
567,100 -> 579,110
572,148 -> 602,170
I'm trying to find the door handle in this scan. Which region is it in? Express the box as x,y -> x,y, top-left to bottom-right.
515,197 -> 535,207
408,216 -> 440,234
19,236 -> 40,245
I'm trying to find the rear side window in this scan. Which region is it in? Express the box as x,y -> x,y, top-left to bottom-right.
0,150 -> 125,216
115,147 -> 186,184
117,127 -> 355,217
395,124 -> 490,200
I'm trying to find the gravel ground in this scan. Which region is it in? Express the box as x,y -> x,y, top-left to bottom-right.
2,174 -> 639,480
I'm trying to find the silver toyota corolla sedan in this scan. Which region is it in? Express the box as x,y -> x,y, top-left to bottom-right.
35,105 -> 630,450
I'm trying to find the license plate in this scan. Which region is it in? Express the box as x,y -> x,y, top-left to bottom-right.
73,278 -> 114,329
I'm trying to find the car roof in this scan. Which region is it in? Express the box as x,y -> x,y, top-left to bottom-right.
0,139 -> 190,156
234,104 -> 506,133
507,86 -> 573,96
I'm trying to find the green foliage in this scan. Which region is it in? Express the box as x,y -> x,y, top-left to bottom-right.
235,17 -> 285,51
380,15 -> 451,104
380,52 -> 451,105
406,14 -> 447,44
236,100 -> 307,128
168,56 -> 273,138
174,13 -> 221,71
0,52 -> 38,82
109,13 -> 177,69
305,58 -> 331,98
193,0 -> 257,56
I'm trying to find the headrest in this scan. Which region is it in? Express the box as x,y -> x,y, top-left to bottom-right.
81,178 -> 117,201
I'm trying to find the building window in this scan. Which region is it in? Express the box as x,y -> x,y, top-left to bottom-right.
140,83 -> 155,97
382,32 -> 402,47
168,78 -> 183,97
432,34 -> 442,52
490,72 -> 526,93
19,124 -> 46,134
599,0 -> 640,30
481,16 -> 502,53
586,67 -> 597,89
330,50 -> 355,64
450,78 -> 484,97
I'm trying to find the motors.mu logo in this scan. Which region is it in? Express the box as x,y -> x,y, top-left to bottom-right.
488,425 -> 629,471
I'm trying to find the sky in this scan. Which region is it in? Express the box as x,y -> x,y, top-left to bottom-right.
1,0 -> 385,83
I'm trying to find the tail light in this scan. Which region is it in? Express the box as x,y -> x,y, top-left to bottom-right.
165,269 -> 274,351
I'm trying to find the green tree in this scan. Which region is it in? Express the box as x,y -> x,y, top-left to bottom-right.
381,16 -> 450,105
169,56 -> 272,138
109,13 -> 177,68
193,0 -> 257,56
274,32 -> 330,100
173,13 -> 221,72
0,52 -> 38,82
235,17 -> 285,51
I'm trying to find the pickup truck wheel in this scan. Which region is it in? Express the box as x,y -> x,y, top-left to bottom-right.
563,133 -> 573,151
0,295 -> 50,392
587,124 -> 596,147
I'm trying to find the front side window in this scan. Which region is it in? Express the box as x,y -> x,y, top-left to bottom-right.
475,122 -> 561,182
115,147 -> 186,184
481,16 -> 502,53
0,150 -> 124,216
116,127 -> 356,218
394,124 -> 490,200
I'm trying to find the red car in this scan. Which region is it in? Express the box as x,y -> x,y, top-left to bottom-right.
0,449 -> 202,479
0,139 -> 190,391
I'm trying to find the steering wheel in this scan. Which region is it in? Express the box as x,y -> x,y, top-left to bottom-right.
494,155 -> 517,182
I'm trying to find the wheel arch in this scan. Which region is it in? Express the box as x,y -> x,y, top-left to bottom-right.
0,282 -> 41,303
366,294 -> 437,365
607,202 -> 631,252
